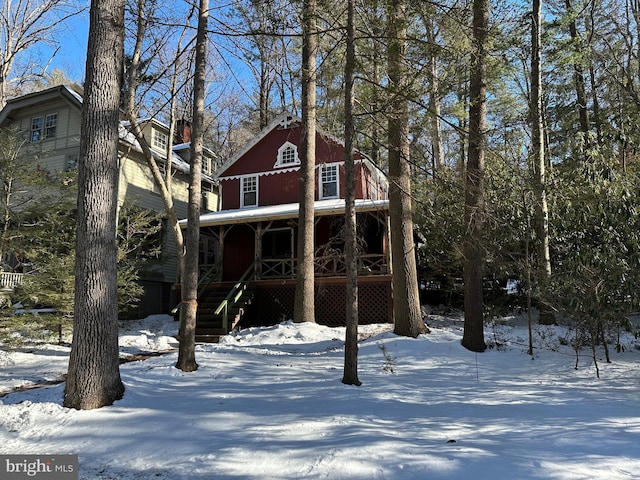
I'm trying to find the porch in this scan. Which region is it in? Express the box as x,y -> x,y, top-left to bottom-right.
177,199 -> 393,341
0,272 -> 25,291
184,257 -> 392,342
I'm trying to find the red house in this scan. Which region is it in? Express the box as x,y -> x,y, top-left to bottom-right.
183,112 -> 392,340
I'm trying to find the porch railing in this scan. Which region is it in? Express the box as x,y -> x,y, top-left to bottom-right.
256,253 -> 389,279
0,272 -> 25,290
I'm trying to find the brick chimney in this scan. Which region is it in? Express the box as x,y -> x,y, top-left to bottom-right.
174,118 -> 192,144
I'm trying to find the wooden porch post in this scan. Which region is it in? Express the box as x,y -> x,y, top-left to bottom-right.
255,223 -> 262,279
217,225 -> 224,281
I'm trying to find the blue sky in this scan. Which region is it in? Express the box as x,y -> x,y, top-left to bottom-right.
46,9 -> 89,83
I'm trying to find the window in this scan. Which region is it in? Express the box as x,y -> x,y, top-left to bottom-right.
152,129 -> 168,151
275,142 -> 299,168
45,114 -> 57,138
320,164 -> 338,199
199,233 -> 218,266
31,117 -> 43,141
203,156 -> 212,176
241,175 -> 258,207
31,113 -> 57,141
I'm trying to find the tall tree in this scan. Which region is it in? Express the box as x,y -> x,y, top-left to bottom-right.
64,0 -> 126,409
227,0 -> 293,128
293,0 -> 317,324
387,0 -> 428,338
122,0 -> 188,284
565,0 -> 590,137
342,0 -> 360,386
176,0 -> 208,372
531,0 -> 553,324
461,0 -> 489,352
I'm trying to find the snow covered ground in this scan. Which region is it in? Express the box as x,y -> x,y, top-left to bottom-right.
0,312 -> 639,479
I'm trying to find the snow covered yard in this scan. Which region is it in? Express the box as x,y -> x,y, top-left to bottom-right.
0,313 -> 639,479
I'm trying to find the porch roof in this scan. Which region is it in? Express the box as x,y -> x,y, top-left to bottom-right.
184,198 -> 389,228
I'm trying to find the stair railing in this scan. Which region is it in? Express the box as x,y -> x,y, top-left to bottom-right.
170,262 -> 220,317
215,257 -> 258,332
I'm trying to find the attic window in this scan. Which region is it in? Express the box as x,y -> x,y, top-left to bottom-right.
274,142 -> 299,168
152,129 -> 168,151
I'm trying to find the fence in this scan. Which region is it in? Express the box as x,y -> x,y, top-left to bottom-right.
0,272 -> 25,290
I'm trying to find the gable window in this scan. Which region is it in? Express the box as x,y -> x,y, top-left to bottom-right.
274,142 -> 299,168
152,129 -> 168,151
31,113 -> 57,141
241,175 -> 258,208
320,164 -> 338,199
203,156 -> 212,176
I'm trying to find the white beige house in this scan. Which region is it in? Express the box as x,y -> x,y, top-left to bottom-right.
0,84 -> 219,315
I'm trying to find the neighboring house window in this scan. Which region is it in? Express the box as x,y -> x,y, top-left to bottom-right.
203,156 -> 212,176
241,175 -> 258,207
320,164 -> 338,199
45,113 -> 57,138
274,142 -> 299,168
31,117 -> 42,141
66,154 -> 78,171
31,113 -> 57,141
152,129 -> 168,151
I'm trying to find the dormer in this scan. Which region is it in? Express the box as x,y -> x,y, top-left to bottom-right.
151,125 -> 168,153
274,141 -> 299,168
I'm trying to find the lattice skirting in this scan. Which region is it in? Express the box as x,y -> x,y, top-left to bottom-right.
247,277 -> 393,327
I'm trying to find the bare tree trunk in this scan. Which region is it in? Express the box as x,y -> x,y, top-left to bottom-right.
293,0 -> 317,324
462,0 -> 488,353
425,12 -> 444,173
532,0 -> 554,325
565,0 -> 590,137
176,0 -> 208,372
64,0 -> 125,410
342,0 -> 360,387
387,0 -> 428,338
123,0 -> 186,285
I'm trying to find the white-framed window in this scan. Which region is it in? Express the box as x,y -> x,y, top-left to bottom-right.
203,156 -> 212,176
320,164 -> 339,199
241,175 -> 258,208
152,129 -> 168,151
274,141 -> 299,168
45,113 -> 57,138
31,113 -> 58,142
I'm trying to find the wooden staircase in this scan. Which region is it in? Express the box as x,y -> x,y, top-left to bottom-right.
194,285 -> 254,343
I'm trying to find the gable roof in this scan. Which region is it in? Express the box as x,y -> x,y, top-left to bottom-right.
0,85 -> 217,183
214,111 -> 388,190
0,84 -> 83,124
214,111 -> 299,179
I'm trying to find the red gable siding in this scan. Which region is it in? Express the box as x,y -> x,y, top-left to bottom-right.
219,121 -> 374,209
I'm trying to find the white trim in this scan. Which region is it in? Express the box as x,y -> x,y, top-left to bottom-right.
219,166 -> 300,182
319,163 -> 339,199
240,174 -> 258,208
183,199 -> 389,228
214,112 -> 301,179
274,141 -> 300,168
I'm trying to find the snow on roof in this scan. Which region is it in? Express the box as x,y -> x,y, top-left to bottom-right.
118,123 -> 215,183
181,198 -> 389,227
